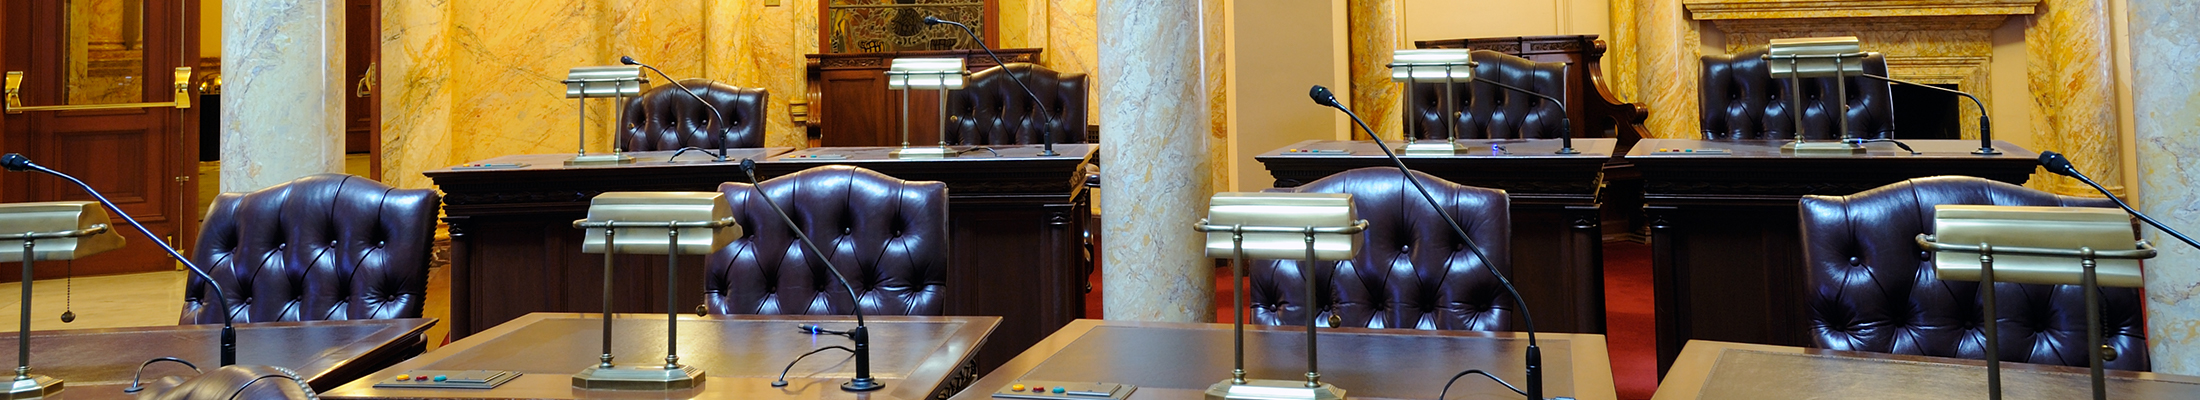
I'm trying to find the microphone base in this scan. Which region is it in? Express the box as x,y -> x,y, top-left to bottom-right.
571,364 -> 703,390
1973,148 -> 2003,156
890,146 -> 959,159
841,378 -> 885,392
1397,140 -> 1470,156
565,153 -> 637,166
3,374 -> 61,399
1203,379 -> 1344,400
1780,140 -> 1866,155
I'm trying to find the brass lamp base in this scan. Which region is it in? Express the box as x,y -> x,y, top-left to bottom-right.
571,364 -> 703,390
890,146 -> 957,159
565,153 -> 637,166
1780,141 -> 1866,155
1397,140 -> 1468,156
3,375 -> 61,399
1204,379 -> 1345,400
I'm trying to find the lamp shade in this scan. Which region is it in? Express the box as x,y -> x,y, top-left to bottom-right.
1202,192 -> 1361,261
0,201 -> 125,262
564,66 -> 650,98
1765,36 -> 1866,79
886,58 -> 967,90
1931,205 -> 2143,288
1389,49 -> 1474,83
580,192 -> 739,255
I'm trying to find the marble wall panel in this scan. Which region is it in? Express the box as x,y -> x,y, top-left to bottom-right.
1348,0 -> 1402,141
1048,0 -> 1101,124
1099,0 -> 1215,322
1634,0 -> 1702,139
1206,0 -> 1231,193
222,0 -> 346,192
2026,0 -> 2123,196
2130,0 -> 2200,375
380,0 -> 454,191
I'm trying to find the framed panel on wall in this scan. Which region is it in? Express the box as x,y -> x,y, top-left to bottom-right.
821,0 -> 998,53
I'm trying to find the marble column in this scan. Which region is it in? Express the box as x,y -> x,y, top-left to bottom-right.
222,0 -> 345,192
1633,0 -> 1699,139
2027,0 -> 2123,196
2129,0 -> 2200,375
1347,0 -> 1401,140
380,0 -> 454,191
1098,0 -> 1215,322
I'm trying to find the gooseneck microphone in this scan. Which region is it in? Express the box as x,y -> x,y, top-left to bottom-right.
2039,151 -> 2199,250
621,56 -> 733,163
3,153 -> 239,367
738,159 -> 882,391
1307,87 -> 1545,400
1462,74 -> 1577,155
1865,73 -> 1997,155
925,16 -> 1062,157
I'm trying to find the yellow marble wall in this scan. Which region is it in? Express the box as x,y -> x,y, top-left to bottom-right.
379,0 -> 453,191
1347,0 -> 1402,141
1206,0 -> 1230,192
1631,0 -> 1702,139
2025,0 -> 2123,196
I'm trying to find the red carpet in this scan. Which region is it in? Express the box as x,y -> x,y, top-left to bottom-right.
1084,240 -> 1659,400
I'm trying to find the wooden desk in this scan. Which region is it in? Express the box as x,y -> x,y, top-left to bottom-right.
321,313 -> 999,400
0,318 -> 434,398
1624,139 -> 2039,376
1654,340 -> 2200,399
804,49 -> 1043,147
955,319 -> 1616,400
429,144 -> 1091,375
1255,138 -> 1614,334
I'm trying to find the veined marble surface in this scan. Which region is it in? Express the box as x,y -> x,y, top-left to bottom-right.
2130,0 -> 2200,375
1348,0 -> 1403,141
1099,0 -> 1216,322
2027,0 -> 2124,196
223,0 -> 346,192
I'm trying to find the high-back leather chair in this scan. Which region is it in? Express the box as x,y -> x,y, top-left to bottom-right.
182,174 -> 440,324
1248,167 -> 1514,331
942,63 -> 1087,145
704,165 -> 949,316
617,78 -> 768,151
1700,47 -> 1896,140
1405,50 -> 1568,140
1800,176 -> 2148,371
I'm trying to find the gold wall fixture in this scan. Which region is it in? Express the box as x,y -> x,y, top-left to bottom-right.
3,67 -> 192,114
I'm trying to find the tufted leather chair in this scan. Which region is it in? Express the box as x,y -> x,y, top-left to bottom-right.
704,166 -> 949,316
617,78 -> 768,151
182,174 -> 440,324
1405,50 -> 1568,140
1700,47 -> 1896,140
1800,176 -> 2148,371
1248,167 -> 1514,331
943,63 -> 1087,146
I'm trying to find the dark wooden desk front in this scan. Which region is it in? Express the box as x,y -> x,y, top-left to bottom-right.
1624,139 -> 2039,376
321,313 -> 999,400
0,318 -> 434,398
429,145 -> 1091,375
1654,340 -> 2200,399
954,319 -> 1615,400
1256,138 -> 1614,335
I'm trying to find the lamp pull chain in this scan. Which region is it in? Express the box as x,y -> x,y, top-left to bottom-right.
59,260 -> 75,323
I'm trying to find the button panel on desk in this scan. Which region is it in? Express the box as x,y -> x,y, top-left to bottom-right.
992,380 -> 1133,399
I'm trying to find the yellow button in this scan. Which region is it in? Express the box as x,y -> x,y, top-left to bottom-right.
1011,384 -> 1027,391
395,374 -> 410,381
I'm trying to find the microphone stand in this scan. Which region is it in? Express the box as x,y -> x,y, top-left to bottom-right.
738,159 -> 882,391
1861,73 -> 1997,155
927,16 -> 1062,157
1465,73 -> 1577,154
2040,151 -> 2200,250
1,154 -> 238,367
1307,88 -> 1544,400
622,56 -> 732,163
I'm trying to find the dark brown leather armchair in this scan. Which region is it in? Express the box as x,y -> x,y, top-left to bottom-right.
1800,176 -> 2148,371
1700,47 -> 1896,140
182,174 -> 440,324
943,63 -> 1086,145
617,78 -> 768,151
1249,167 -> 1514,331
704,166 -> 949,316
1405,50 -> 1568,140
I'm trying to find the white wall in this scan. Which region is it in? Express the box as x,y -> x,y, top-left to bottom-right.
1226,0 -> 1351,192
1401,0 -> 1610,42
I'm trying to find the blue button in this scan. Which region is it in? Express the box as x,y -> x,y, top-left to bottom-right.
1053,387 -> 1066,394
433,375 -> 447,382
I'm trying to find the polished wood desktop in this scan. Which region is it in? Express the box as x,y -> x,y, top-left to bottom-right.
1654,340 -> 2200,399
321,313 -> 1000,400
1256,138 -> 1615,335
0,318 -> 434,398
954,319 -> 1616,400
1625,138 -> 2039,376
428,144 -> 1091,375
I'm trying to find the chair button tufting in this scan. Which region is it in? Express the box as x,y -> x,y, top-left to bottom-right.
1849,256 -> 1862,266
1919,251 -> 1931,261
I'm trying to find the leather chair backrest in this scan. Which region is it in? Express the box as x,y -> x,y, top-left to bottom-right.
183,174 -> 440,324
1248,167 -> 1514,331
618,79 -> 768,151
1800,176 -> 2148,371
1700,47 -> 1896,140
1405,50 -> 1568,140
705,166 -> 949,316
943,63 -> 1088,145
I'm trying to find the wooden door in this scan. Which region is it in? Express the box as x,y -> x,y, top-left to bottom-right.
2,0 -> 199,280
344,0 -> 380,178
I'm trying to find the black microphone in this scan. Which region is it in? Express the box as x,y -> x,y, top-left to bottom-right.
1463,75 -> 1577,154
1863,73 -> 1998,155
927,16 -> 1063,157
622,56 -> 733,163
738,159 -> 882,392
2,153 -> 238,366
2038,151 -> 2199,250
1307,86 -> 1545,400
